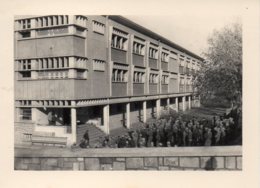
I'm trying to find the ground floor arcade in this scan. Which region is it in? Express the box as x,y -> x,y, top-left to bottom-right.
15,95 -> 200,146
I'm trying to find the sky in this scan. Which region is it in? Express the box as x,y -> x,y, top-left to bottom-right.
124,1 -> 244,57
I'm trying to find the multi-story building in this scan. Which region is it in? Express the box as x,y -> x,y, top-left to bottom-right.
14,15 -> 203,146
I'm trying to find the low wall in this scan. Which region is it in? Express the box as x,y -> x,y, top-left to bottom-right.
14,146 -> 242,171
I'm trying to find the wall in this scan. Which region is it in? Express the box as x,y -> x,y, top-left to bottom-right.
133,83 -> 144,96
111,48 -> 127,64
132,54 -> 144,67
112,82 -> 127,97
14,146 -> 242,171
17,36 -> 84,58
15,79 -> 75,100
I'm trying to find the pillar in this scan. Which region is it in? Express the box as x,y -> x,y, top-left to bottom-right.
175,97 -> 179,112
198,95 -> 201,107
156,99 -> 161,119
188,96 -> 191,110
71,107 -> 77,144
126,103 -> 130,129
182,96 -> 186,111
103,105 -> 110,134
143,101 -> 147,123
166,98 -> 170,111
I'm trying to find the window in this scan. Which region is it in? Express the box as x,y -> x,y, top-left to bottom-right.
149,47 -> 158,59
19,30 -> 31,38
20,108 -> 32,120
161,52 -> 169,62
112,69 -> 128,82
161,75 -> 169,84
133,37 -> 145,55
133,71 -> 145,83
149,73 -> 158,83
93,59 -> 105,71
93,20 -> 105,34
19,59 -> 31,70
20,71 -> 31,78
111,28 -> 128,50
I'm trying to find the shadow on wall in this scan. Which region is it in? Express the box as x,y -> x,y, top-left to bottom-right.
205,156 -> 217,170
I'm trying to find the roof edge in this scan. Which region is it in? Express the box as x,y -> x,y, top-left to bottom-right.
108,15 -> 204,61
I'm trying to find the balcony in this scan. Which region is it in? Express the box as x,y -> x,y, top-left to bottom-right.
133,83 -> 144,95
111,48 -> 127,64
132,53 -> 144,67
149,58 -> 158,69
112,82 -> 127,97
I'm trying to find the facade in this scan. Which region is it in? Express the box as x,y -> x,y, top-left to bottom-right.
14,15 -> 203,146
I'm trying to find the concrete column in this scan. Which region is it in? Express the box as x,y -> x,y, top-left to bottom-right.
31,107 -> 37,122
182,96 -> 186,111
198,95 -> 201,107
175,97 -> 179,112
188,96 -> 191,110
103,105 -> 110,134
156,99 -> 161,119
71,107 -> 77,144
143,101 -> 147,123
68,69 -> 77,79
166,98 -> 170,111
126,103 -> 130,129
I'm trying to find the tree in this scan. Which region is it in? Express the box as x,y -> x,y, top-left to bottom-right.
194,22 -> 242,108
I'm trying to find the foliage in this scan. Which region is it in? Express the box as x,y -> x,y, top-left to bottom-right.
194,22 -> 242,108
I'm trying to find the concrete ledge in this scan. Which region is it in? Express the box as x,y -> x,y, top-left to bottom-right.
14,146 -> 242,171
15,146 -> 242,158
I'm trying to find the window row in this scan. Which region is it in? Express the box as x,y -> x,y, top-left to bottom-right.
36,15 -> 69,28
112,69 -> 128,82
18,69 -> 87,79
18,25 -> 86,39
133,71 -> 145,83
93,59 -> 106,71
92,20 -> 105,34
39,57 -> 70,69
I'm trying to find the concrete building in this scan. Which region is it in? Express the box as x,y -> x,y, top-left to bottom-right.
14,15 -> 203,146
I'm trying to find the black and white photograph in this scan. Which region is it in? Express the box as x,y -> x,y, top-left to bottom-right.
0,0 -> 259,187
13,14 -> 242,171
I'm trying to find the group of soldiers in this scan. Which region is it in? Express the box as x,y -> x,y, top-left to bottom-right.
80,113 -> 239,148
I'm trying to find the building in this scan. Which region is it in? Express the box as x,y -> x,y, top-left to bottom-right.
14,15 -> 203,146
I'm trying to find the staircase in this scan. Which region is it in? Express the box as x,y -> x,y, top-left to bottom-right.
77,124 -> 106,147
